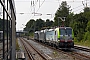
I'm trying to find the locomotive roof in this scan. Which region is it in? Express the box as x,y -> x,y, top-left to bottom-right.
41,29 -> 48,32
34,31 -> 40,33
48,29 -> 54,31
57,27 -> 72,29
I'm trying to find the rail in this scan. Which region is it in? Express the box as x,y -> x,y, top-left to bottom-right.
20,38 -> 50,60
30,38 -> 90,60
74,46 -> 90,52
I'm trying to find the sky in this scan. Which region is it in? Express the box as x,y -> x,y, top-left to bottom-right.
14,0 -> 90,30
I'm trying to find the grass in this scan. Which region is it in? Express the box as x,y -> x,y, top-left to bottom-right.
16,39 -> 20,51
29,32 -> 34,38
74,40 -> 90,47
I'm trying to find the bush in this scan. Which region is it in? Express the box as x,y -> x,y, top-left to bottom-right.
84,31 -> 90,41
76,33 -> 84,42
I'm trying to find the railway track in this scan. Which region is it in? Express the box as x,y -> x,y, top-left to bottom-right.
29,38 -> 90,60
19,38 -> 51,60
74,46 -> 90,52
48,45 -> 90,60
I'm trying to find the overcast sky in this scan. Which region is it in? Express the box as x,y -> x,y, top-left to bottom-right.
14,0 -> 90,30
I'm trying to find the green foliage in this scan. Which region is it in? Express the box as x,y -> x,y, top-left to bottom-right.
45,19 -> 54,27
86,21 -> 90,32
84,21 -> 90,41
35,18 -> 45,30
54,1 -> 70,26
84,31 -> 90,41
75,40 -> 90,47
84,11 -> 90,21
84,7 -> 90,13
24,19 -> 35,32
24,18 -> 54,32
69,12 -> 88,41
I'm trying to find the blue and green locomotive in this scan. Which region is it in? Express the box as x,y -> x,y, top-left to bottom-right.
54,27 -> 74,48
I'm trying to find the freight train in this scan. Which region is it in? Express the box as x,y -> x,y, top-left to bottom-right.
34,27 -> 74,49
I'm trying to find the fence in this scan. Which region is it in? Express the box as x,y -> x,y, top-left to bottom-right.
0,0 -> 16,60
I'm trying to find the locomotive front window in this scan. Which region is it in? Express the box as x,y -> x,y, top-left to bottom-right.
60,28 -> 72,35
60,29 -> 66,35
66,29 -> 72,35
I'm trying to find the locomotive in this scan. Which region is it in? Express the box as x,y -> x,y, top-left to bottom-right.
34,27 -> 74,49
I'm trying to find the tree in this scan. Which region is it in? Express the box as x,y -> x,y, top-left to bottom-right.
86,21 -> 90,32
84,21 -> 90,41
45,19 -> 54,27
69,12 -> 88,41
35,18 -> 45,30
24,19 -> 35,32
54,1 -> 70,26
84,11 -> 90,22
84,7 -> 90,13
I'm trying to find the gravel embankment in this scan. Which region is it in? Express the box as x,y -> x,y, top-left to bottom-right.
24,38 -> 77,60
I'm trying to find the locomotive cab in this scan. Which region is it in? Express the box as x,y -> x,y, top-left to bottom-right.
56,27 -> 74,48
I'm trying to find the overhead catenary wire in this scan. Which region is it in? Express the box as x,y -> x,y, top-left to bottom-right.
31,0 -> 67,19
30,0 -> 46,19
15,0 -> 63,3
15,0 -> 90,19
36,0 -> 45,12
30,0 -> 64,20
68,0 -> 90,13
